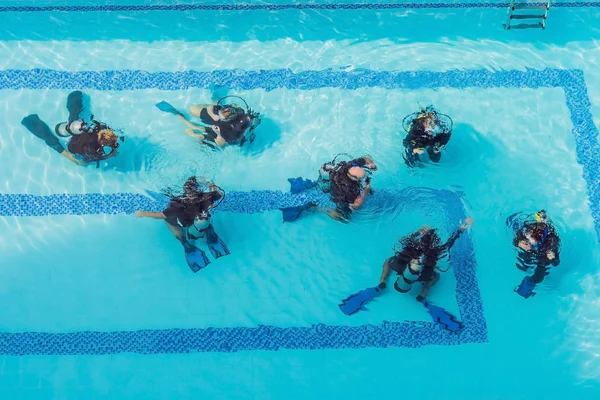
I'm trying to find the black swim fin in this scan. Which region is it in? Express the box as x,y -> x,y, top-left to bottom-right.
21,114 -> 65,154
66,91 -> 84,123
206,225 -> 230,259
180,238 -> 210,272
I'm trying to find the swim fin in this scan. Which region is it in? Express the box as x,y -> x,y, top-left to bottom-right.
156,101 -> 183,116
339,284 -> 385,316
21,114 -> 66,154
514,276 -> 537,299
416,296 -> 463,332
180,238 -> 210,272
281,203 -> 315,223
206,225 -> 230,259
66,91 -> 84,123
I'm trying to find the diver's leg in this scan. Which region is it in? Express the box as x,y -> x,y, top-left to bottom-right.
165,221 -> 184,240
419,271 -> 440,298
189,104 -> 211,118
379,257 -> 393,286
530,264 -> 550,284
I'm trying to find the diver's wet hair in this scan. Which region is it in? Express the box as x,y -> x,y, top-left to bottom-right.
165,176 -> 223,213
87,120 -> 123,149
329,162 -> 362,205
397,229 -> 441,253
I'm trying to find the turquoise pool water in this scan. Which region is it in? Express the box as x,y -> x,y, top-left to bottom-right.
1,1 -> 600,398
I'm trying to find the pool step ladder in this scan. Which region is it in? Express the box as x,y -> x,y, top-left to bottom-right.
504,0 -> 551,30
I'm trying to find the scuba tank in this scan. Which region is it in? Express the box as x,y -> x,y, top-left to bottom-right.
54,120 -> 87,137
394,258 -> 424,293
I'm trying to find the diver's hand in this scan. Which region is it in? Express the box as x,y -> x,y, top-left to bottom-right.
460,218 -> 474,231
547,251 -> 555,260
363,156 -> 377,170
413,148 -> 424,155
135,211 -> 144,218
518,240 -> 532,251
378,282 -> 387,290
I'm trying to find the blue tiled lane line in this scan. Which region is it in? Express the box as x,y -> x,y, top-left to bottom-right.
0,2 -> 599,13
0,188 -> 486,355
1,67 -> 598,239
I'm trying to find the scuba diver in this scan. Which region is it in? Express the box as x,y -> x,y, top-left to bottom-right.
507,210 -> 561,299
21,91 -> 123,167
338,219 -> 473,332
316,154 -> 378,221
278,154 -> 377,223
135,176 -> 230,272
401,106 -> 453,166
155,95 -> 261,149
378,219 -> 474,298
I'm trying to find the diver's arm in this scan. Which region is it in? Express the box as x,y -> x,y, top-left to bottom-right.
135,211 -> 166,219
314,205 -> 348,223
439,218 -> 474,252
60,150 -> 85,166
361,156 -> 377,170
350,182 -> 371,210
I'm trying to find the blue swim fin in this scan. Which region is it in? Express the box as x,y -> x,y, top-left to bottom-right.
206,225 -> 230,259
339,284 -> 385,316
281,203 -> 315,223
180,238 -> 210,272
417,296 -> 463,332
288,177 -> 316,194
514,276 -> 537,299
156,101 -> 183,116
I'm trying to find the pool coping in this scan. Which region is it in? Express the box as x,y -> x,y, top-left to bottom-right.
0,2 -> 599,13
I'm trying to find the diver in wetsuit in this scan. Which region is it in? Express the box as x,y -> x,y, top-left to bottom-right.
402,106 -> 453,166
135,176 -> 224,241
509,210 -> 561,299
135,176 -> 229,272
21,91 -> 122,167
378,219 -> 474,298
316,154 -> 378,221
176,96 -> 261,148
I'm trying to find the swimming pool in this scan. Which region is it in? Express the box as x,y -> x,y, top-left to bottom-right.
1,0 -> 600,398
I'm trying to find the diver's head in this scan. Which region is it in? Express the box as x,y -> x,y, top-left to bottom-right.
218,106 -> 241,122
183,176 -> 201,197
527,225 -> 548,244
420,229 -> 436,249
98,128 -> 119,152
347,166 -> 366,181
534,210 -> 548,223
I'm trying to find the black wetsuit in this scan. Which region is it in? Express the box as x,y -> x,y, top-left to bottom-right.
328,157 -> 368,219
67,132 -> 108,163
163,198 -> 200,228
403,117 -> 451,165
387,228 -> 465,282
200,106 -> 252,145
514,222 -> 561,284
